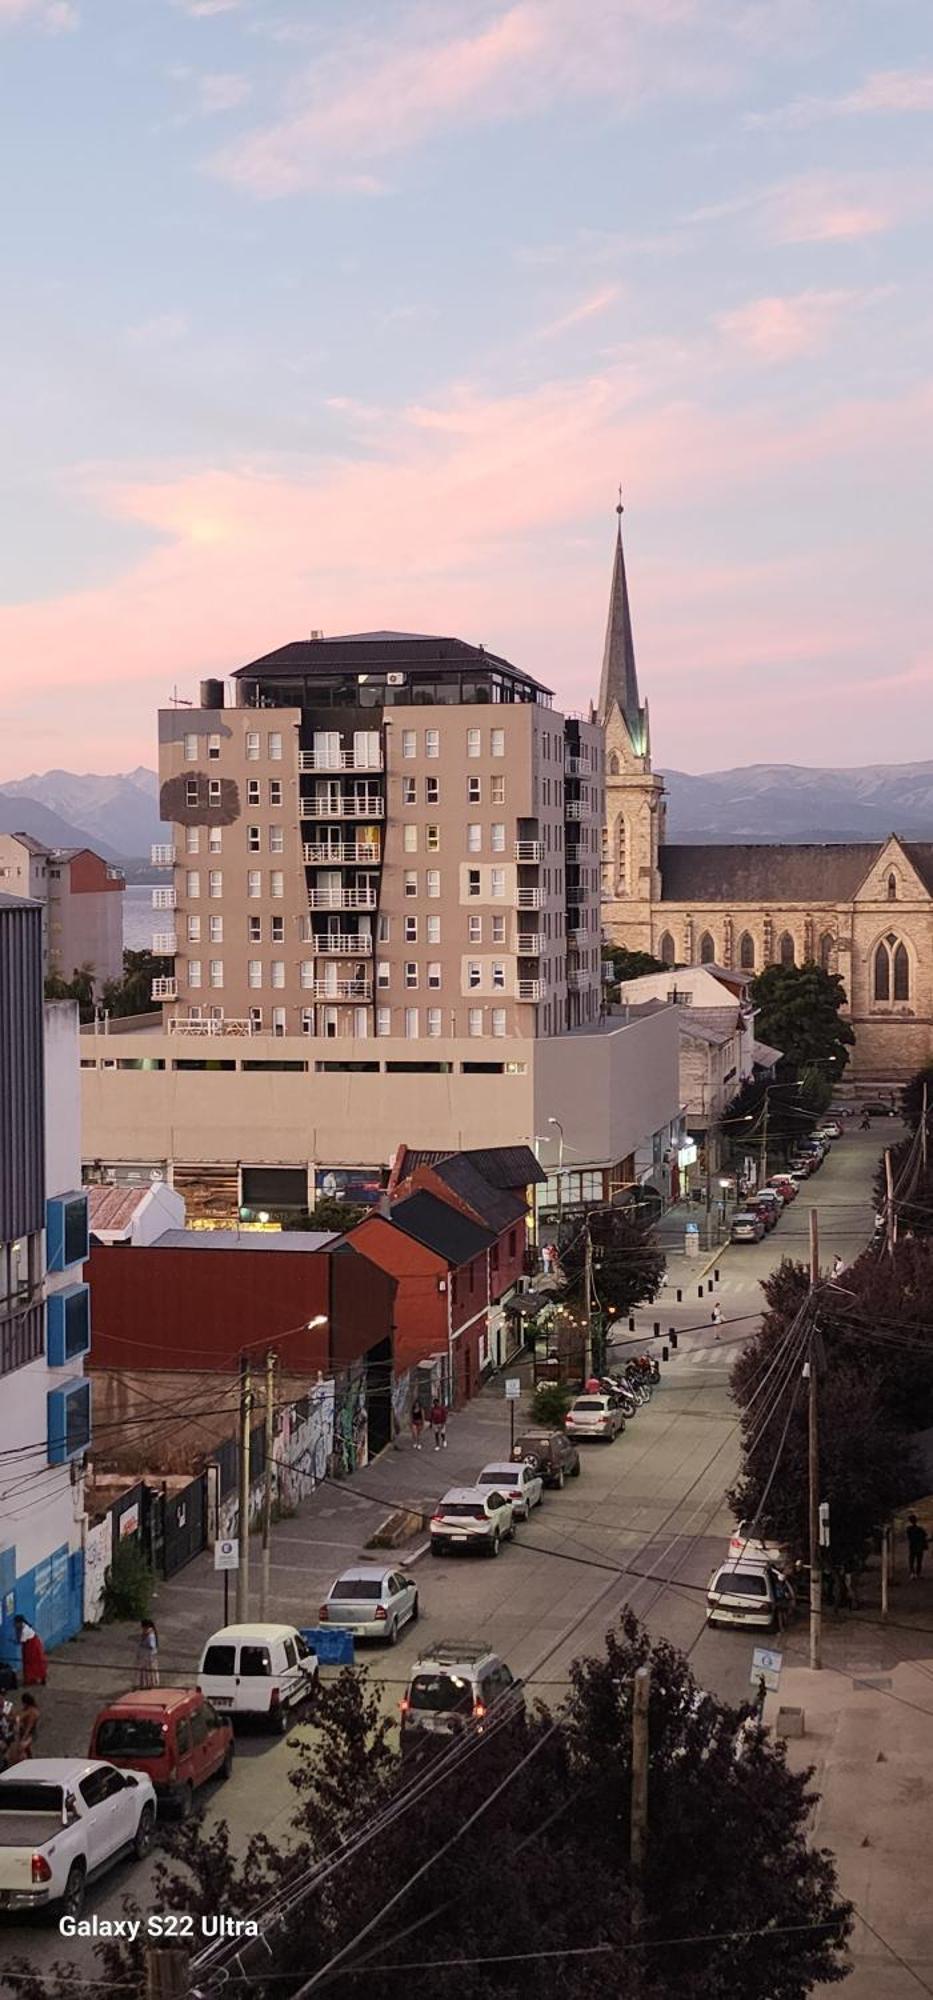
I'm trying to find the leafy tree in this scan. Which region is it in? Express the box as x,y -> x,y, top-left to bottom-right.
900,1062 -> 933,1134
8,1621 -> 853,2000
559,1203 -> 665,1324
721,1075 -> 819,1169
750,963 -> 855,1075
293,1197 -> 368,1232
608,945 -> 670,981
44,961 -> 97,1021
100,947 -> 169,1017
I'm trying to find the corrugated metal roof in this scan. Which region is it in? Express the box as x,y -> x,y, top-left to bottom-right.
88,1184 -> 152,1232
428,1156 -> 526,1233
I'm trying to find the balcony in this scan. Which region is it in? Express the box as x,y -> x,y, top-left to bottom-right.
151,843 -> 176,866
300,794 -> 385,821
567,928 -> 587,948
314,933 -> 373,955
152,977 -> 178,1001
565,753 -> 584,776
567,969 -> 587,991
565,884 -> 586,906
152,887 -> 176,910
152,933 -> 177,956
312,979 -> 373,1000
516,933 -> 543,955
299,747 -> 383,773
303,840 -> 381,864
168,1017 -> 254,1036
516,887 -> 542,911
565,800 -> 585,821
307,887 -> 377,911
516,978 -> 542,1002
515,840 -> 542,863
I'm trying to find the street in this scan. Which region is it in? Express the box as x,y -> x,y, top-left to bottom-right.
4,1123 -> 900,1986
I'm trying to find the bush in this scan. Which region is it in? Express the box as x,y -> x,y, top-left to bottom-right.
102,1536 -> 154,1622
531,1382 -> 573,1426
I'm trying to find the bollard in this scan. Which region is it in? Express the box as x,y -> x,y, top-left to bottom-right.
707,1278 -> 714,1293
676,1287 -> 682,1303
653,1321 -> 660,1337
670,1329 -> 679,1350
662,1346 -> 669,1363
698,1285 -> 704,1300
714,1268 -> 720,1283
629,1316 -> 635,1332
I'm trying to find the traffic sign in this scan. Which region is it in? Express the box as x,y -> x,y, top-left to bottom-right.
214,1538 -> 239,1571
750,1645 -> 783,1691
504,1378 -> 522,1400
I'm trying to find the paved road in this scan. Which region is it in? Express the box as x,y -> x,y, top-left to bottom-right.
4,1124 -> 887,1986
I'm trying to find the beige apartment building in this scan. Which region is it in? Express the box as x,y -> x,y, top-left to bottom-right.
152,632 -> 603,1040
0,833 -> 124,990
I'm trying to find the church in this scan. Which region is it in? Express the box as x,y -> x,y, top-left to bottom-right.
598,510 -> 933,1082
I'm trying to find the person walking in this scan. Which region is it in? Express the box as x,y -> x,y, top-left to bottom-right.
907,1514 -> 929,1579
429,1398 -> 448,1451
409,1398 -> 426,1451
710,1302 -> 723,1334
13,1616 -> 47,1688
135,1619 -> 160,1688
832,1254 -> 844,1280
10,1693 -> 39,1763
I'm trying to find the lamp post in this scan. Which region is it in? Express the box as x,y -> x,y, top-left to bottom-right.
255,1315 -> 328,1620
548,1117 -> 565,1234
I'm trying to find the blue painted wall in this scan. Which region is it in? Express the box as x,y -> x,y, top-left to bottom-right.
0,1541 -> 83,1671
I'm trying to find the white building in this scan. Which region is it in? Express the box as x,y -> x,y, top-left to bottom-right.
617,963 -> 781,1184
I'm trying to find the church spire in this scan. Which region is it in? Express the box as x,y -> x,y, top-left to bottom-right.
597,494 -> 645,753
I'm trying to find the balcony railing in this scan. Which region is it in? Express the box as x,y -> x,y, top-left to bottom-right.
515,840 -> 542,863
307,887 -> 377,911
151,977 -> 178,1001
303,841 -> 381,864
567,928 -> 587,948
564,801 -> 585,821
314,934 -> 374,955
299,747 -> 383,773
167,1017 -> 255,1037
151,843 -> 176,866
516,933 -> 543,955
152,887 -> 176,910
516,887 -> 542,911
312,979 -> 373,1000
300,795 -> 385,820
567,969 -> 587,990
516,978 -> 542,1002
565,753 -> 584,776
152,933 -> 177,956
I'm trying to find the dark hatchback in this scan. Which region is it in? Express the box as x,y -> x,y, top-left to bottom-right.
510,1429 -> 580,1489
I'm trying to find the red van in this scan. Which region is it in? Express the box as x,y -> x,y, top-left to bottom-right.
89,1686 -> 233,1817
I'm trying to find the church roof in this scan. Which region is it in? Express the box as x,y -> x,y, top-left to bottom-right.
659,844 -> 880,903
597,509 -> 644,748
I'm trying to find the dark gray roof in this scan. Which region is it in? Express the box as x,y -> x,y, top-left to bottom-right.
233,631 -> 547,693
394,1143 -> 546,1190
659,844 -> 880,903
150,1229 -> 335,1252
390,1191 -> 494,1266
430,1156 -> 526,1234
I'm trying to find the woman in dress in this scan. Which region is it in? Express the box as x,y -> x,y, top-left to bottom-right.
135,1619 -> 160,1689
13,1616 -> 47,1687
11,1693 -> 39,1762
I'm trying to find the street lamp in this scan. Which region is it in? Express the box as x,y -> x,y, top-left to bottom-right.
548,1117 -> 565,1232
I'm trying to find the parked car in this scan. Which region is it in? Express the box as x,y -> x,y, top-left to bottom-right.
728,1523 -> 794,1574
477,1460 -> 543,1520
744,1197 -> 777,1232
88,1687 -> 232,1818
197,1623 -> 318,1731
788,1156 -> 817,1178
755,1186 -> 784,1212
815,1121 -> 843,1141
768,1175 -> 798,1202
861,1100 -> 896,1117
318,1565 -> 419,1646
0,1759 -> 156,1919
510,1429 -> 581,1489
565,1394 -> 625,1442
429,1486 -> 515,1557
707,1560 -> 796,1632
400,1641 -> 524,1752
730,1211 -> 766,1243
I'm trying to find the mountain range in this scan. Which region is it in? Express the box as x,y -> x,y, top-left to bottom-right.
0,760 -> 931,863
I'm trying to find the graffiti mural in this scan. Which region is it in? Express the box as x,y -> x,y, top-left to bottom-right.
334,1371 -> 367,1476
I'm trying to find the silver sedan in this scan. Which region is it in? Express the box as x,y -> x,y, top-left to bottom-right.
319,1565 -> 419,1646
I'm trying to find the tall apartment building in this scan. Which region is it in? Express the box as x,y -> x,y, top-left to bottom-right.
153,633 -> 603,1041
0,833 -> 125,991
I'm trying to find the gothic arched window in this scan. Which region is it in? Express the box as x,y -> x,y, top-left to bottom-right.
738,931 -> 755,970
887,872 -> 897,901
698,931 -> 715,965
659,931 -> 675,967
873,941 -> 890,1001
779,932 -> 795,968
819,932 -> 834,971
608,752 -> 620,777
893,941 -> 910,1001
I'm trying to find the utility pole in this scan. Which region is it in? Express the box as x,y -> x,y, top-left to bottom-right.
760,1090 -> 769,1188
236,1355 -> 252,1623
884,1149 -> 896,1257
630,1664 -> 650,1921
808,1207 -> 822,1672
145,1943 -> 189,2000
583,1218 -> 594,1384
922,1080 -> 928,1175
260,1348 -> 278,1620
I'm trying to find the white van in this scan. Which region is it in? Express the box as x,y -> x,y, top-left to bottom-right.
196,1624 -> 318,1731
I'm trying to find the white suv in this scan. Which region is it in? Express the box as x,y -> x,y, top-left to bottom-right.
400,1641 -> 524,1751
565,1394 -> 625,1442
429,1486 -> 515,1558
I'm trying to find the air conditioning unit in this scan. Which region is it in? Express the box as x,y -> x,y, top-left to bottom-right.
387,672 -> 406,686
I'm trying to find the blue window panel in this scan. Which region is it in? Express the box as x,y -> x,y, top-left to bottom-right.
47,1284 -> 91,1367
46,1191 -> 90,1272
47,1378 -> 91,1466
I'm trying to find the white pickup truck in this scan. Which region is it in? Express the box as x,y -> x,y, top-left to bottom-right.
0,1759 -> 157,1919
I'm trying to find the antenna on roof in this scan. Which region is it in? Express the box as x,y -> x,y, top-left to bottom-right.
169,686 -> 193,708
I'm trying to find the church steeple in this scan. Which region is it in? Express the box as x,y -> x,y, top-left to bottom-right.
597,497 -> 646,757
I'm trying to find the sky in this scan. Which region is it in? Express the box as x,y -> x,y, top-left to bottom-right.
1,0 -> 932,778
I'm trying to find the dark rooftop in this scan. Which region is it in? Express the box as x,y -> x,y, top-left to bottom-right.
232,630 -> 549,696
392,1143 -> 546,1191
659,843 -> 882,903
389,1191 -> 495,1267
428,1156 -> 526,1235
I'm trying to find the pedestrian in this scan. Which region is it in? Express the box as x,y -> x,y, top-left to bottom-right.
13,1616 -> 47,1688
832,1254 -> 844,1279
135,1618 -> 160,1689
907,1514 -> 929,1579
429,1398 -> 448,1451
409,1397 -> 425,1451
0,1694 -> 17,1769
711,1302 -> 723,1333
10,1692 -> 39,1763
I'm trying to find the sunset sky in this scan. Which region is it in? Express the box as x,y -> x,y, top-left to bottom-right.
2,0 -> 932,777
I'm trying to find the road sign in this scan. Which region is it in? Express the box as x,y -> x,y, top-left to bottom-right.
750,1645 -> 783,1691
504,1378 -> 522,1400
214,1538 -> 239,1571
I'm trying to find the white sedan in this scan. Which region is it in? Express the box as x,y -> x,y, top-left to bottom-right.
476,1461 -> 543,1521
319,1564 -> 419,1645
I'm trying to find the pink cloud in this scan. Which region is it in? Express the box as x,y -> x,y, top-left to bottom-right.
748,67 -> 933,129
0,0 -> 76,26
535,284 -> 623,340
716,289 -> 874,363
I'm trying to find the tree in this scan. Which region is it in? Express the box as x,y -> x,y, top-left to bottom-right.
8,1620 -> 853,2000
44,961 -> 97,1021
100,947 -> 169,1017
293,1197 -> 368,1233
607,945 -> 670,982
721,1075 -> 820,1169
900,1062 -> 933,1134
559,1202 -> 665,1328
750,963 -> 855,1075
